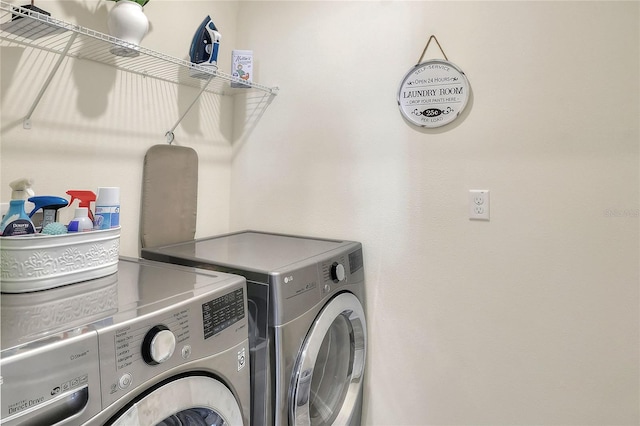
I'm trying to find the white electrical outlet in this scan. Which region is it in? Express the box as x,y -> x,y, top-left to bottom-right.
469,190 -> 490,220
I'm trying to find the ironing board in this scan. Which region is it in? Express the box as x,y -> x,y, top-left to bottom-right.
140,144 -> 198,248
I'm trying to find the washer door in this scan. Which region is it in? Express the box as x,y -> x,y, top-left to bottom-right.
290,292 -> 367,426
110,376 -> 243,426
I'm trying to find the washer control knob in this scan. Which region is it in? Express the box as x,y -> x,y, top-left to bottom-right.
330,262 -> 346,283
142,325 -> 176,365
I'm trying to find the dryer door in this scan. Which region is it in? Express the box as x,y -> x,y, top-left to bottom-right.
109,376 -> 243,426
290,292 -> 367,426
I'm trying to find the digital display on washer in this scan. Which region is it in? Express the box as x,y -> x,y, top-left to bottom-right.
349,248 -> 363,274
202,288 -> 245,339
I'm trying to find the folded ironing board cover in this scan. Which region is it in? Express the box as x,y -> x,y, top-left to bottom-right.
141,144 -> 198,248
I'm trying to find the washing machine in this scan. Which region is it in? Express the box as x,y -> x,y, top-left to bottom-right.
0,257 -> 251,426
141,230 -> 367,426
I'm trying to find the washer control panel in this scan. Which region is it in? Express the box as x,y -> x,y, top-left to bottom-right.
202,288 -> 245,339
99,287 -> 246,407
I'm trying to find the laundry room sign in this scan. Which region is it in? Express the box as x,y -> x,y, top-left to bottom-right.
397,36 -> 470,128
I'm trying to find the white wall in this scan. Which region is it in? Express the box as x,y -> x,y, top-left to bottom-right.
1,1 -> 638,425
231,1 -> 639,425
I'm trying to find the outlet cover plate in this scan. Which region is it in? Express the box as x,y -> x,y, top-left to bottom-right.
469,190 -> 490,220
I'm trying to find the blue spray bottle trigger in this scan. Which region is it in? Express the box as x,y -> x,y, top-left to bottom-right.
28,196 -> 69,218
28,196 -> 69,231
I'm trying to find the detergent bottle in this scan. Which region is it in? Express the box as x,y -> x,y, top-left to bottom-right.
66,190 -> 96,222
0,178 -> 36,236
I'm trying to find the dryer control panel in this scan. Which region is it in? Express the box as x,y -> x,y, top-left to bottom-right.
272,246 -> 365,325
320,254 -> 348,295
320,247 -> 364,296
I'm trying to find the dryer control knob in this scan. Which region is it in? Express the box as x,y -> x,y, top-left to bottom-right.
330,262 -> 346,283
142,325 -> 176,365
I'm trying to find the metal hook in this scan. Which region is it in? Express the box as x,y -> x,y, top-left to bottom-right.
417,35 -> 448,65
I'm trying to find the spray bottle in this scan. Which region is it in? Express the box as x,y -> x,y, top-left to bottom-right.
66,190 -> 96,222
28,195 -> 69,231
0,178 -> 36,236
67,207 -> 93,232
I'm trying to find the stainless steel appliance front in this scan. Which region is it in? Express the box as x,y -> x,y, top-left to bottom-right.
142,230 -> 367,426
0,257 -> 251,426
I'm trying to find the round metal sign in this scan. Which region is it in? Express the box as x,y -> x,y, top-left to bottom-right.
397,59 -> 470,128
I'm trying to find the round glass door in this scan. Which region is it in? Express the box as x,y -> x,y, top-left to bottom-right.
290,292 -> 367,426
110,376 -> 243,426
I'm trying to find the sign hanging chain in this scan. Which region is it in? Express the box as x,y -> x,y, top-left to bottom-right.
416,35 -> 448,65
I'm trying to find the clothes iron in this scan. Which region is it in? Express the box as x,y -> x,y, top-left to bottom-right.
189,15 -> 221,79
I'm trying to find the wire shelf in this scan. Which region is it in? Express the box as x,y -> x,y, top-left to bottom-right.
0,1 -> 279,96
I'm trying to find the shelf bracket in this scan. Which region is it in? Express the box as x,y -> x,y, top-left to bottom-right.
23,32 -> 78,129
164,74 -> 214,144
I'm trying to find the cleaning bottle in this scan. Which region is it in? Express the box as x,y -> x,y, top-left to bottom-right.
66,190 -> 96,222
94,187 -> 120,230
67,207 -> 93,232
28,195 -> 69,231
0,178 -> 36,236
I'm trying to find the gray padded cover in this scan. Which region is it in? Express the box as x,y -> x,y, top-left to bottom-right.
140,144 -> 198,248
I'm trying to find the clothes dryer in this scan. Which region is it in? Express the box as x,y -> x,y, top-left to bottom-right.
142,230 -> 367,426
1,257 -> 251,426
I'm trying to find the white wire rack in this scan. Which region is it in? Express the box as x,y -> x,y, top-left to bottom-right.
0,1 -> 278,140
